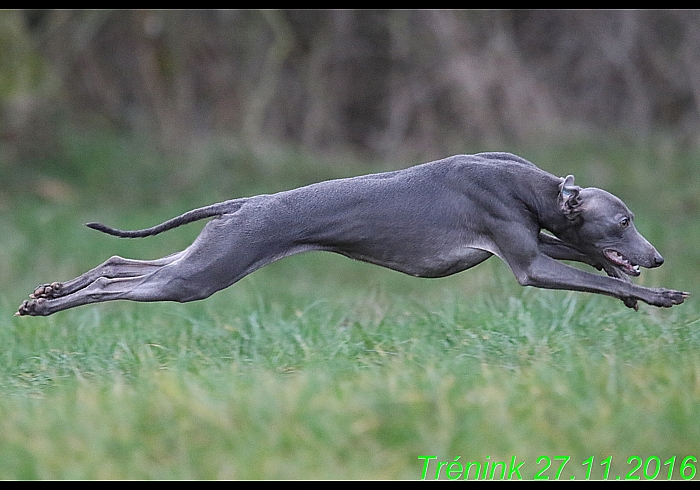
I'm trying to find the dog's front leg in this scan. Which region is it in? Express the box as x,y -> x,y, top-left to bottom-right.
498,228 -> 688,308
537,232 -> 636,307
516,254 -> 687,308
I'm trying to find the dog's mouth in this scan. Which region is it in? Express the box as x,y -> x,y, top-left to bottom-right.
604,249 -> 641,276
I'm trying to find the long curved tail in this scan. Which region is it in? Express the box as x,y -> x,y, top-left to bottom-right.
86,198 -> 248,238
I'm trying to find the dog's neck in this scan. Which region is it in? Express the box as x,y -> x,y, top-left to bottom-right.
526,174 -> 579,240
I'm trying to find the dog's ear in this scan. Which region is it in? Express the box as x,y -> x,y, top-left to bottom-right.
559,175 -> 582,220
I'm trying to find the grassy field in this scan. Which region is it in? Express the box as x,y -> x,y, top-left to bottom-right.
1,135 -> 699,479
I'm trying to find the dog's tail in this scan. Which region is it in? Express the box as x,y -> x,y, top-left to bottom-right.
86,198 -> 248,238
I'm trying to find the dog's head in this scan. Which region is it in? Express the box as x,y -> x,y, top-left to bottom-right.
557,175 -> 664,277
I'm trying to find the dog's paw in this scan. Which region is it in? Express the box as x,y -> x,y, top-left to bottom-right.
16,299 -> 47,316
30,282 -> 62,299
622,297 -> 639,311
646,288 -> 690,308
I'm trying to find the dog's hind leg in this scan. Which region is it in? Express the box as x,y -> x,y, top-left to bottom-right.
19,267 -> 192,316
18,212 -> 308,316
17,243 -> 276,316
29,252 -> 185,300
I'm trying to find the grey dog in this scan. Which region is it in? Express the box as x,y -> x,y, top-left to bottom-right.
17,152 -> 688,316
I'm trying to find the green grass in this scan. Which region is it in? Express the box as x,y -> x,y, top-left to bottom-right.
0,134 -> 699,479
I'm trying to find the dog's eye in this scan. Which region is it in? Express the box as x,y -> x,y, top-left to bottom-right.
620,217 -> 630,228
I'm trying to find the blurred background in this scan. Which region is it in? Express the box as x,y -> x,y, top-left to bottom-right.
3,10 -> 700,163
2,12 -> 700,479
0,10 -> 700,480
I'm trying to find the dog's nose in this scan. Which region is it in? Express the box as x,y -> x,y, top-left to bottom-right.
654,253 -> 664,267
